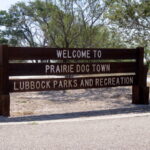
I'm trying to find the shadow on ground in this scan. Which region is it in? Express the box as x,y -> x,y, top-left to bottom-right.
0,105 -> 150,123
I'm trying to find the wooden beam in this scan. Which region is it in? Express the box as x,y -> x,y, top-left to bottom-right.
8,47 -> 137,60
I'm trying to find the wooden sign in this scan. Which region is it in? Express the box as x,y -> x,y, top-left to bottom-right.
9,75 -> 136,92
8,47 -> 137,60
0,45 -> 149,117
9,62 -> 137,76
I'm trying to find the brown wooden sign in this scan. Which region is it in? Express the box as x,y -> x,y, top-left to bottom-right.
9,75 -> 136,92
8,47 -> 137,60
0,45 -> 149,117
9,62 -> 137,76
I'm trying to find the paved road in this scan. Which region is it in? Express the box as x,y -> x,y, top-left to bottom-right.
0,114 -> 150,150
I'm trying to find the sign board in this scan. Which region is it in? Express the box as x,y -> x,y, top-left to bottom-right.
8,47 -> 137,60
0,46 -> 149,116
9,62 -> 137,76
10,75 -> 136,92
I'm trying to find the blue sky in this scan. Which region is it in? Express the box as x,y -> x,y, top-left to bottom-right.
0,0 -> 30,10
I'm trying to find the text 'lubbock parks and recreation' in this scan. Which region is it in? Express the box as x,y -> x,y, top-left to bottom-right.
10,76 -> 135,92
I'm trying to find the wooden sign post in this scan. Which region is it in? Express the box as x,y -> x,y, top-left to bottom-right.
0,46 -> 149,116
0,45 -> 10,116
132,47 -> 149,104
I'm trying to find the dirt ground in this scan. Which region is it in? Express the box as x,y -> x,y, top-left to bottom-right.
10,86 -> 138,117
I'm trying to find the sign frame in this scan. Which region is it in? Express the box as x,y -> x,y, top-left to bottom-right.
0,46 -> 149,116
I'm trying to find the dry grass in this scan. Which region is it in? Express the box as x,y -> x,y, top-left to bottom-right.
10,87 -> 134,117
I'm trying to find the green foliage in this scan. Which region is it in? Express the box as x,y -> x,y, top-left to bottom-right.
106,0 -> 150,65
0,0 -> 124,48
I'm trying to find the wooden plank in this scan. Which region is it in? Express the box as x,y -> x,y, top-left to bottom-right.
8,47 -> 137,60
9,75 -> 136,92
9,62 -> 137,76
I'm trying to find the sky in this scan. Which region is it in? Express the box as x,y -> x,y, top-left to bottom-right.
0,0 -> 30,10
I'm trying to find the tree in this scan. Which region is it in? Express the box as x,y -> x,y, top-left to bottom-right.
106,0 -> 150,65
35,0 -> 112,48
0,1 -> 48,47
0,0 -> 125,49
